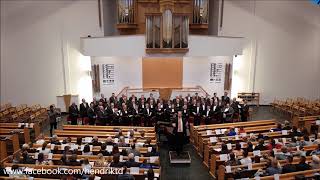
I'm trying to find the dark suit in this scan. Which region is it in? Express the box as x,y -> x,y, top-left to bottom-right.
173,117 -> 187,155
203,109 -> 213,125
80,103 -> 89,118
192,106 -> 202,126
241,104 -> 249,122
212,105 -> 222,123
221,96 -> 230,105
69,105 -> 79,125
143,108 -> 154,126
87,107 -> 96,125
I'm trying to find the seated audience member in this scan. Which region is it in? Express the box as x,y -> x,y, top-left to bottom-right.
265,159 -> 281,175
21,143 -> 30,153
282,120 -> 292,130
254,139 -> 267,151
62,145 -> 71,155
227,128 -> 236,136
94,153 -> 106,167
81,158 -> 92,177
115,129 -> 124,138
300,135 -> 313,146
271,123 -> 282,132
146,169 -> 155,180
220,143 -> 230,154
63,137 -> 73,146
287,137 -> 299,147
82,144 -> 93,155
145,146 -> 159,157
36,153 -> 53,165
117,166 -> 135,180
301,127 -> 309,137
253,155 -> 260,163
38,142 -> 51,155
226,153 -> 239,166
99,143 -> 111,156
310,155 -> 320,169
21,151 -> 35,164
282,155 -> 296,174
296,156 -> 311,171
275,146 -> 291,160
67,154 -> 81,166
35,134 -> 45,145
311,144 -> 320,155
140,159 -> 155,169
106,136 -> 114,146
143,138 -> 153,147
140,131 -> 146,139
125,153 -> 139,168
50,135 -> 61,145
90,136 -> 102,146
294,146 -> 307,157
238,127 -> 246,134
240,150 -> 252,165
76,137 -> 82,145
118,136 -> 128,147
112,144 -> 120,156
233,142 -> 243,156
266,139 -> 282,150
110,154 -> 123,167
290,126 -> 302,137
127,143 -> 141,157
246,142 -> 254,152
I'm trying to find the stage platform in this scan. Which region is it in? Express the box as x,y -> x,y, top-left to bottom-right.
169,151 -> 191,164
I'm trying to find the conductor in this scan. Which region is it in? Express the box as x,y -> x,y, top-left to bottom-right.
172,111 -> 187,156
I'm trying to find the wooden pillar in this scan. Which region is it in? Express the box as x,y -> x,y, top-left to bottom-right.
12,133 -> 20,153
23,127 -> 30,143
0,140 -> 7,161
34,123 -> 41,138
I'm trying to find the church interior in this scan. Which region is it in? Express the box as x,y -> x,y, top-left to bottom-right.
0,0 -> 320,179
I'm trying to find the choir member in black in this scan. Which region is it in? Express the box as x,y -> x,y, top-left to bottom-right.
147,93 -> 155,103
167,103 -> 177,119
109,93 -> 117,104
155,103 -> 164,123
240,100 -> 249,122
194,92 -> 200,101
92,97 -> 99,109
69,102 -> 79,125
111,107 -> 121,125
80,98 -> 89,125
201,98 -> 207,112
149,99 -> 156,111
172,111 -> 187,156
175,98 -> 182,111
119,94 -> 126,105
120,105 -> 130,125
182,104 -> 190,120
96,106 -> 107,125
203,105 -> 213,125
143,103 -> 154,127
186,93 -> 192,103
221,91 -> 230,106
212,101 -> 222,123
129,94 -> 137,103
100,94 -> 107,103
212,93 -> 220,105
139,95 -> 146,105
131,105 -> 141,126
130,98 -> 138,111
139,98 -> 146,112
222,103 -> 234,123
230,98 -> 240,120
192,102 -> 202,126
87,103 -> 96,125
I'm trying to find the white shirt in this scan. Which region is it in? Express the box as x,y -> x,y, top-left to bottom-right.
178,118 -> 183,132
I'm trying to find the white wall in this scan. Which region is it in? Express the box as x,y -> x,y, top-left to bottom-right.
1,0 -> 103,106
81,35 -> 245,57
221,0 -> 320,104
183,56 -> 233,98
91,57 -> 143,98
92,56 -> 232,98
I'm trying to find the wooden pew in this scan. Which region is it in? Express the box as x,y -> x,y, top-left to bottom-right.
53,130 -> 156,139
292,115 -> 320,132
62,125 -> 155,133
